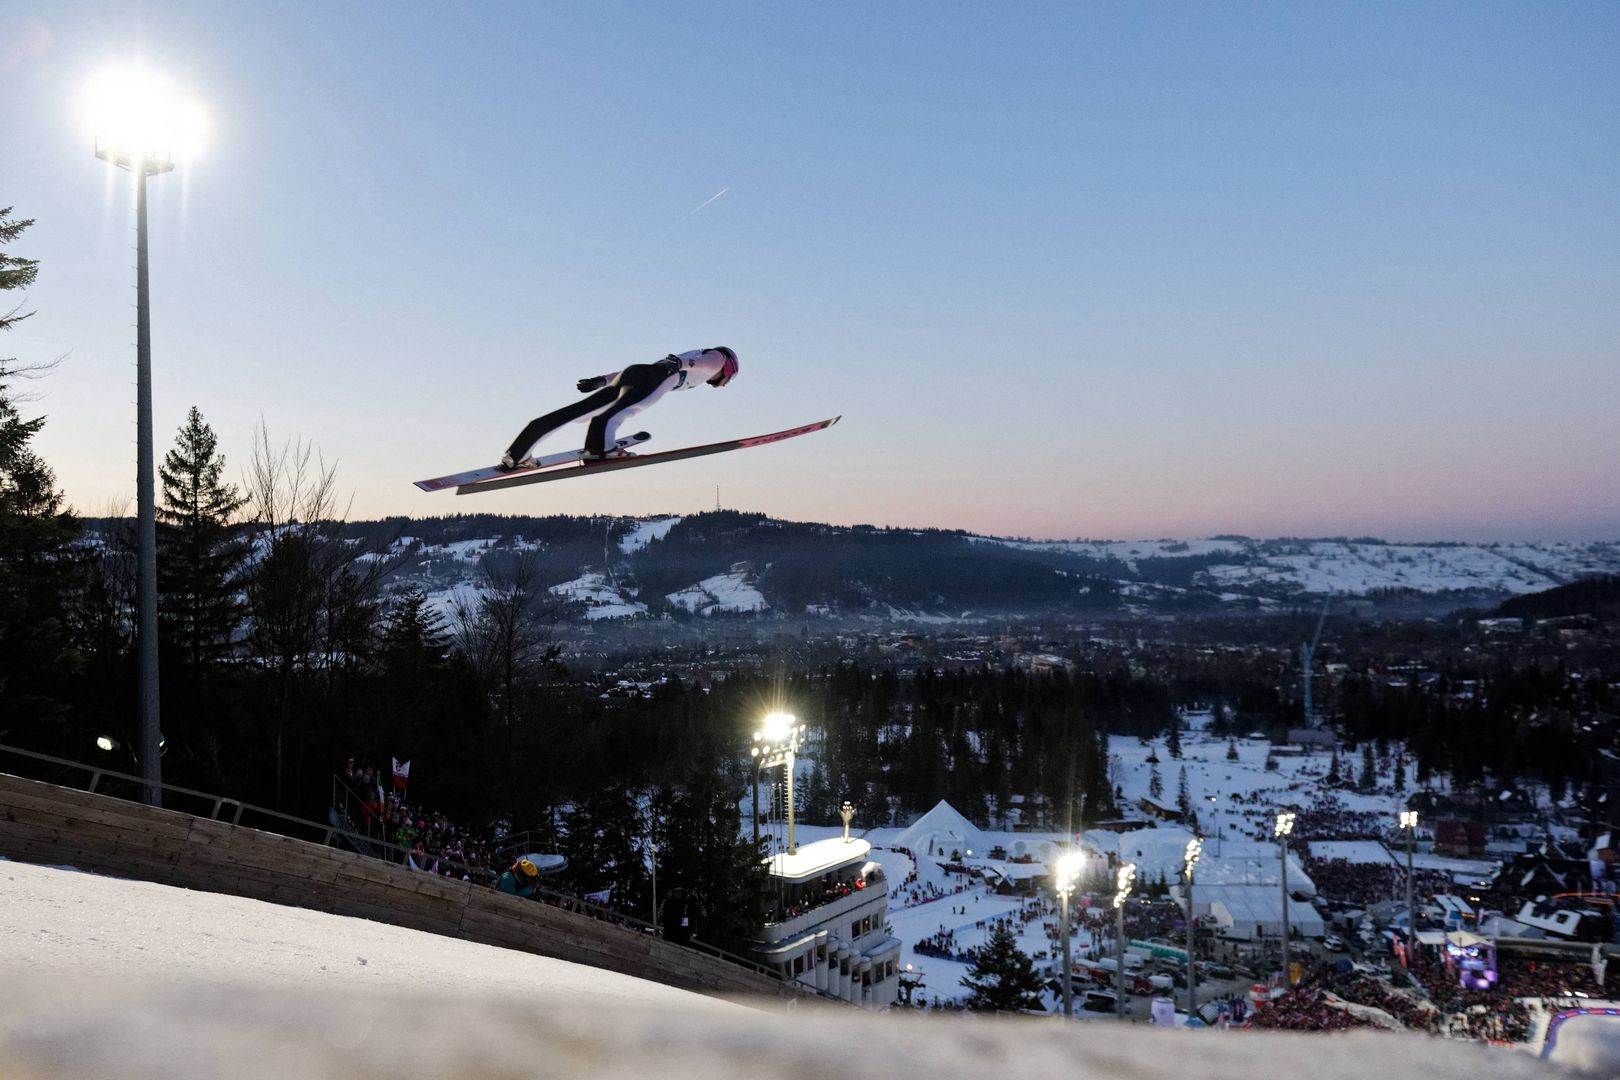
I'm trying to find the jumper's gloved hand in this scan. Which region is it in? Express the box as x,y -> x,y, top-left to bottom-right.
577,376 -> 607,393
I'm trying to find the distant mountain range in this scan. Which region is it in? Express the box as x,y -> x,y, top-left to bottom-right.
344,512 -> 1620,624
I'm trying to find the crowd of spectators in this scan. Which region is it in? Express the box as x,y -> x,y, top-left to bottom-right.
1308,966 -> 1440,1032
1306,857 -> 1451,907
1251,946 -> 1601,1044
914,927 -> 968,962
1249,986 -> 1374,1032
335,758 -> 501,885
1407,951 -> 1597,1042
772,876 -> 866,922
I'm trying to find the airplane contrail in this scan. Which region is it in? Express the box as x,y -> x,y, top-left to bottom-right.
680,187 -> 730,220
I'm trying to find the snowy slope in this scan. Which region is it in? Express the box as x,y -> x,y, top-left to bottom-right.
620,515 -> 682,554
0,857 -> 727,1008
550,572 -> 648,619
1,856 -> 1578,1080
666,567 -> 769,616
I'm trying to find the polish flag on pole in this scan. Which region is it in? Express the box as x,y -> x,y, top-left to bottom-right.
392,758 -> 411,791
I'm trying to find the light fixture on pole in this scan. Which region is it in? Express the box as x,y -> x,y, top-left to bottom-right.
751,712 -> 805,854
85,66 -> 205,809
1054,850 -> 1085,1017
1183,837 -> 1203,1023
1399,810 -> 1419,961
1114,862 -> 1136,1020
649,841 -> 659,929
1275,811 -> 1296,985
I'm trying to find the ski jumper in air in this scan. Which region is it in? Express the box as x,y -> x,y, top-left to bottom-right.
500,346 -> 739,470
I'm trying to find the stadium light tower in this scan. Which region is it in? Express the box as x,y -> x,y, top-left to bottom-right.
1400,810 -> 1419,961
1114,862 -> 1137,1020
1054,850 -> 1085,1017
751,712 -> 805,854
85,66 -> 205,808
1275,812 -> 1296,985
1183,837 -> 1203,1023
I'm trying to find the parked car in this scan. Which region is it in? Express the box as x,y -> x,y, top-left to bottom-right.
1323,934 -> 1347,952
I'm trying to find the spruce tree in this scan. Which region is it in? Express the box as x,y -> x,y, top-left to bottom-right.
1166,713 -> 1183,759
157,406 -> 247,669
1226,738 -> 1239,762
960,922 -> 1044,1012
1176,765 -> 1191,818
655,750 -> 767,954
0,208 -> 82,745
561,785 -> 649,913
1360,743 -> 1376,791
1148,761 -> 1163,801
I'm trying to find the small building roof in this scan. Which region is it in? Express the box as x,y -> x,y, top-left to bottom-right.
765,837 -> 872,883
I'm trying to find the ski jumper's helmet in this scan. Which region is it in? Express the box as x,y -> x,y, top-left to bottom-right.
707,346 -> 739,387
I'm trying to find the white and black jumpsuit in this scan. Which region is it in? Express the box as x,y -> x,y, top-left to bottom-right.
504,349 -> 732,462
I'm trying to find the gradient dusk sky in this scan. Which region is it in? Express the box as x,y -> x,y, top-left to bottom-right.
4,2 -> 1617,540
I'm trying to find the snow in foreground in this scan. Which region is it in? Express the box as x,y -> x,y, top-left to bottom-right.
0,860 -> 1587,1080
0,857 -> 724,1010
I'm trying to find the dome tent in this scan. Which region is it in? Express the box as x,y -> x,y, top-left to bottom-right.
895,800 -> 987,860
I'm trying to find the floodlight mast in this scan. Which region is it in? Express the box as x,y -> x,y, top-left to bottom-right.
752,713 -> 804,854
1400,810 -> 1419,960
93,138 -> 176,809
1054,851 -> 1084,1017
1275,812 -> 1296,984
1184,838 -> 1202,1022
1114,863 -> 1136,1019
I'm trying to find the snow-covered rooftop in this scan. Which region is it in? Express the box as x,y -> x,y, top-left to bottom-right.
765,836 -> 871,882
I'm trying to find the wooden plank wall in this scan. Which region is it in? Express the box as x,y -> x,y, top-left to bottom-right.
0,771 -> 796,1001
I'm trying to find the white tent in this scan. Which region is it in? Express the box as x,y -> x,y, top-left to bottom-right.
895,800 -> 986,860
1197,883 -> 1326,940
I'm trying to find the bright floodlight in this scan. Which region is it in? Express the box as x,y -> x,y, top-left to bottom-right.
760,711 -> 796,742
1274,811 -> 1295,838
1114,862 -> 1137,908
1184,838 -> 1203,868
1400,810 -> 1419,829
96,736 -> 116,752
1055,850 -> 1085,890
84,65 -> 206,165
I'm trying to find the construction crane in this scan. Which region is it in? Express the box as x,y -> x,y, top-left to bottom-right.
1301,595 -> 1331,727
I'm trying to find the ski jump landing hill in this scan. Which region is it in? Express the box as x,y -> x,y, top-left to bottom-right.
0,766 -> 797,1002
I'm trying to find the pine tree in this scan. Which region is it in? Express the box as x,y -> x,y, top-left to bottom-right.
1148,761 -> 1163,800
1166,713 -> 1183,759
0,208 -> 82,744
1393,754 -> 1407,794
960,922 -> 1044,1012
158,406 -> 248,669
1176,765 -> 1191,818
654,750 -> 768,954
561,785 -> 649,912
1326,745 -> 1341,786
1360,743 -> 1376,791
1226,738 -> 1239,762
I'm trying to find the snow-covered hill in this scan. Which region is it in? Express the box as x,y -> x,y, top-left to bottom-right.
985,536 -> 1620,597
349,512 -> 1620,624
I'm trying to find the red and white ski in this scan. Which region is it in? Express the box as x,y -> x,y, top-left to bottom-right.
413,432 -> 651,492
450,416 -> 840,496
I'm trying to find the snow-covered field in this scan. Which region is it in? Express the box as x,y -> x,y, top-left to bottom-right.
0,859 -> 1575,1080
